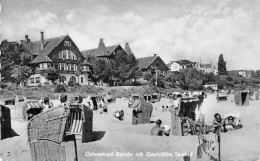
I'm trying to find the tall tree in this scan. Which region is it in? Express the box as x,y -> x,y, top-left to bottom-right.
218,54 -> 227,75
11,65 -> 33,86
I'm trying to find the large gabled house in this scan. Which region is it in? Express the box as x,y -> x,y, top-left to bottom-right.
81,39 -> 135,86
167,59 -> 196,72
137,54 -> 169,76
21,32 -> 92,86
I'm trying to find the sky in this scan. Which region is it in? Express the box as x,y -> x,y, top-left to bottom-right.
1,0 -> 260,70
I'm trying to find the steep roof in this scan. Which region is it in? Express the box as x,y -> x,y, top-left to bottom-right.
22,35 -> 67,64
137,56 -> 158,69
167,59 -> 195,67
97,38 -> 109,57
106,45 -> 119,54
124,42 -> 134,56
21,41 -> 41,56
81,42 -> 119,58
31,55 -> 52,64
21,35 -> 66,56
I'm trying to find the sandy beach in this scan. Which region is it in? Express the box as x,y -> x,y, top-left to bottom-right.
0,93 -> 260,161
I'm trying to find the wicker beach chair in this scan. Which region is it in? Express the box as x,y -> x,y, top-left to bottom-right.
27,105 -> 75,161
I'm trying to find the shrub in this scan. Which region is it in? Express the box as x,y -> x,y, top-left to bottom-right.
206,86 -> 214,91
68,80 -> 80,87
54,84 -> 66,93
0,82 -> 8,88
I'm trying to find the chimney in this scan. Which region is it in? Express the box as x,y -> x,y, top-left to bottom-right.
25,35 -> 29,43
40,31 -> 44,50
154,54 -> 157,57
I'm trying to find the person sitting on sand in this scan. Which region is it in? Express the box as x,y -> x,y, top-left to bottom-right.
114,110 -> 124,121
225,116 -> 236,132
212,113 -> 224,134
151,119 -> 171,136
42,97 -> 51,112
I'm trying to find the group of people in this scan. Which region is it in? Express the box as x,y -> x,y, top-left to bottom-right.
212,113 -> 241,133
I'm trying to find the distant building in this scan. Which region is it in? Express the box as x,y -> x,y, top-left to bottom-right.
238,70 -> 252,79
81,39 -> 134,86
167,59 -> 196,72
204,84 -> 218,91
196,61 -> 217,75
81,39 -> 128,60
137,54 -> 170,76
20,32 -> 92,86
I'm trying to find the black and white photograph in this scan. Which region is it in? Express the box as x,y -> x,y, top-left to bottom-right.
0,0 -> 260,161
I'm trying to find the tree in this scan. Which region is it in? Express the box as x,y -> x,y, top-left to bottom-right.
218,54 -> 227,75
11,65 -> 33,86
126,54 -> 142,81
91,58 -> 113,84
45,67 -> 61,84
202,72 -> 216,85
178,68 -> 204,90
0,40 -> 32,82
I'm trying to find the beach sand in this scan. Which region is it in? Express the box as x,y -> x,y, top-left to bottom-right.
0,93 -> 259,161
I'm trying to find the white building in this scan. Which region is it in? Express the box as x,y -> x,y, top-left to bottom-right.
196,61 -> 217,75
204,84 -> 218,91
167,59 -> 196,72
238,70 -> 252,79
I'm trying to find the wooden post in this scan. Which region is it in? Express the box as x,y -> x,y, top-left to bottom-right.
73,134 -> 78,161
218,127 -> 221,161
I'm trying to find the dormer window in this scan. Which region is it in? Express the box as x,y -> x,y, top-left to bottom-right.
39,63 -> 51,69
64,41 -> 71,46
58,50 -> 77,60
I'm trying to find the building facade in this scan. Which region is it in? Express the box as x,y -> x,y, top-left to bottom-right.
238,70 -> 252,79
167,59 -> 196,72
196,61 -> 217,75
137,54 -> 170,76
21,32 -> 92,86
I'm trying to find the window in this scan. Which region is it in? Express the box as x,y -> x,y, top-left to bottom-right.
30,78 -> 34,83
59,63 -> 65,70
68,51 -> 72,59
70,76 -> 76,83
58,50 -> 77,60
59,52 -> 62,59
35,77 -> 40,83
71,64 -> 74,71
39,63 -> 43,69
72,53 -> 77,60
64,63 -> 67,70
81,77 -> 83,83
74,64 -> 77,71
62,51 -> 66,59
64,41 -> 71,46
60,76 -> 66,83
68,64 -> 71,71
